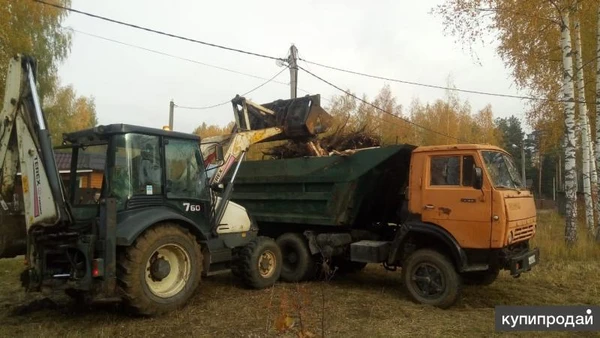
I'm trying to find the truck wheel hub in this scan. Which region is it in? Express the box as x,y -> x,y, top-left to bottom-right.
150,257 -> 171,281
411,263 -> 444,298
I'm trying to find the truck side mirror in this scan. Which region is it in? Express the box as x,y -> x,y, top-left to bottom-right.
215,144 -> 224,163
473,167 -> 483,190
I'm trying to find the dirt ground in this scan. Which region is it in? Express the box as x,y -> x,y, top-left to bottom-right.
0,212 -> 598,337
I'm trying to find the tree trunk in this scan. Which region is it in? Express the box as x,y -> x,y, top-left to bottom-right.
573,9 -> 594,236
596,3 -> 600,240
560,11 -> 578,245
588,121 -> 598,226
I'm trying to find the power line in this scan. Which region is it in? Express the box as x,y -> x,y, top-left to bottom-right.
35,0 -> 284,62
66,27 -> 290,85
175,67 -> 288,110
63,27 -> 327,103
297,65 -> 466,142
300,57 -> 594,105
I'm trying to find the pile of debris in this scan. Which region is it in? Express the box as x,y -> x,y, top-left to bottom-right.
262,126 -> 381,159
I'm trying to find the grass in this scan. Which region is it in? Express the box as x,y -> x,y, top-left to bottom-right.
0,211 -> 599,337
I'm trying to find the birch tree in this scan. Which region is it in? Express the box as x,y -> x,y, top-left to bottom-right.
596,2 -> 600,240
573,4 -> 594,236
560,8 -> 578,244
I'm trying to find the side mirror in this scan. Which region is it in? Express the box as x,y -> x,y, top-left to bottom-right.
211,182 -> 225,192
473,167 -> 483,190
215,144 -> 224,163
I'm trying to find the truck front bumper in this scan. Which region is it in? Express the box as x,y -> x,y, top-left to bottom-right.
507,246 -> 539,276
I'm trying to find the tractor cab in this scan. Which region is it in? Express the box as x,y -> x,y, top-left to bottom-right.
59,124 -> 222,233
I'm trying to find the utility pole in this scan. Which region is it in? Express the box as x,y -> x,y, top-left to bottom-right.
521,143 -> 526,186
288,44 -> 298,99
169,100 -> 175,131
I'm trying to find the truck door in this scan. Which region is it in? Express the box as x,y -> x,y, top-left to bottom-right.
421,153 -> 492,249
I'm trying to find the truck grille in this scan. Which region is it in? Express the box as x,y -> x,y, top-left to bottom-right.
514,224 -> 535,242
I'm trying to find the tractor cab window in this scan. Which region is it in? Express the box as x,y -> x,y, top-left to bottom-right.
109,133 -> 163,206
165,138 -> 207,199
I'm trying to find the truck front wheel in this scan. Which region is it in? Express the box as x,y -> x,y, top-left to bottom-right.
117,223 -> 202,316
401,249 -> 461,309
235,236 -> 282,289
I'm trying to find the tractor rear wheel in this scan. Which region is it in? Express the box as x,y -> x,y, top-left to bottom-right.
117,223 -> 202,316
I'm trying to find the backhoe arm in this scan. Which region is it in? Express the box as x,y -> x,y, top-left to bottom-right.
0,55 -> 70,230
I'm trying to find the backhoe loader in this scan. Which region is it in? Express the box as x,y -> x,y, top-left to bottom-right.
0,54 -> 331,315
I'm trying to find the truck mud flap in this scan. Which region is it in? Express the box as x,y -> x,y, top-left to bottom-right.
508,247 -> 539,276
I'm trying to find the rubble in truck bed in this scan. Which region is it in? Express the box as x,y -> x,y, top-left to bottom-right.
261,126 -> 381,159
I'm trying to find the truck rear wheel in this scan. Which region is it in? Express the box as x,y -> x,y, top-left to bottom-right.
117,223 -> 202,316
234,236 -> 282,289
401,249 -> 461,309
276,233 -> 315,282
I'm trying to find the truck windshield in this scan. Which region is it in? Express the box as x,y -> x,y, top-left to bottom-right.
481,151 -> 523,189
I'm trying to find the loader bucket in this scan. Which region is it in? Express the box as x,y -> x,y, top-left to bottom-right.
231,94 -> 333,142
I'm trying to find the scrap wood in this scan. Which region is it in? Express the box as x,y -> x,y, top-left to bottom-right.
262,129 -> 381,159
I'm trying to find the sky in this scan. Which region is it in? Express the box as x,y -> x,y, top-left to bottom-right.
56,0 -> 532,135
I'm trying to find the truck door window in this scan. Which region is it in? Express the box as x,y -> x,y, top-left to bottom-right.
430,156 -> 460,185
165,139 -> 207,199
462,155 -> 475,187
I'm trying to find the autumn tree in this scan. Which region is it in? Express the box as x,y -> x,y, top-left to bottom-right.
192,121 -> 235,139
0,0 -> 72,100
44,84 -> 98,145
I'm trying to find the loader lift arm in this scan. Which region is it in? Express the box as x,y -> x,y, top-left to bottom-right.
0,55 -> 71,231
201,94 -> 332,232
203,94 -> 332,185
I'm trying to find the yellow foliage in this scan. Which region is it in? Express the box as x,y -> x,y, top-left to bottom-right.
44,84 -> 98,145
0,0 -> 72,100
192,121 -> 235,139
434,0 -> 599,152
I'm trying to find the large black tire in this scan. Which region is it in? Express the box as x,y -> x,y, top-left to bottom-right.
117,223 -> 202,316
462,268 -> 499,286
234,236 -> 282,289
401,249 -> 461,309
276,233 -> 315,282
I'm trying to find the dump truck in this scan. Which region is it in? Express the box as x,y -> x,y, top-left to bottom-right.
226,143 -> 540,308
0,54 -> 331,315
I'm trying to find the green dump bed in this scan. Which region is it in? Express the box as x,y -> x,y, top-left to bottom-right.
229,145 -> 416,228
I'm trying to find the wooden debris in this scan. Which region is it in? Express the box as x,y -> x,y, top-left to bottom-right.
262,127 -> 381,159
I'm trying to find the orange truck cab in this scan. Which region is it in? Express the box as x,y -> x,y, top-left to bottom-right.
408,144 -> 539,277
